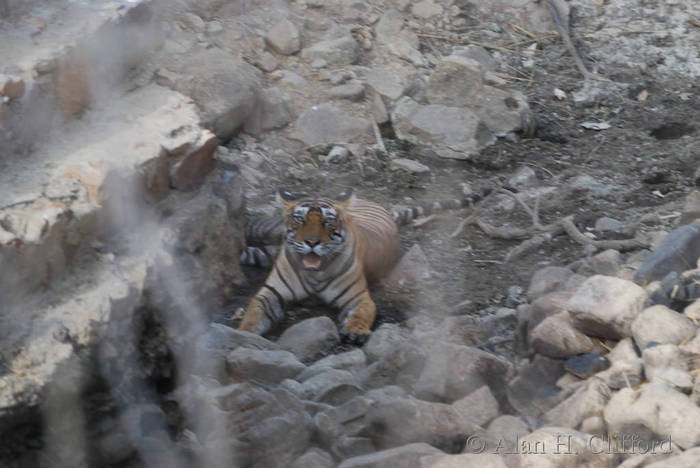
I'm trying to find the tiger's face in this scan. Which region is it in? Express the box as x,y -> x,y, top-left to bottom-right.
279,188 -> 352,271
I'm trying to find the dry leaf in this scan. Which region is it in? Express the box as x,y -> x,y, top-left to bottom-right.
553,88 -> 567,100
636,89 -> 649,101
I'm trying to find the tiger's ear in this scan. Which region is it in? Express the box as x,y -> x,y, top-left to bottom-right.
333,188 -> 355,207
277,188 -> 300,208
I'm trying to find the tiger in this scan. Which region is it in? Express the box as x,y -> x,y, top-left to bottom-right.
237,187 -> 492,342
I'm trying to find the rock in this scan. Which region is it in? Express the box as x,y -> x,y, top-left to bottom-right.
605,383 -> 700,449
278,316 -> 340,363
291,103 -> 371,146
299,369 -> 364,405
596,338 -> 644,390
527,291 -> 575,336
364,323 -> 410,362
329,83 -> 365,101
391,97 -> 492,160
0,74 -> 25,99
252,51 -> 279,72
486,416 -> 530,453
530,311 -> 597,358
338,443 -> 444,468
412,0 -> 443,19
631,305 -> 696,348
679,190 -> 700,224
516,427 -> 616,468
332,436 -> 376,459
323,146 -> 351,164
508,166 -> 538,189
290,448 -> 335,468
685,299 -> 700,321
566,275 -> 648,339
426,55 -> 532,136
376,10 -> 426,67
634,224 -> 700,285
226,348 -> 305,384
169,130 -> 219,191
579,249 -> 622,276
301,33 -> 359,66
420,454 -> 508,468
452,45 -> 497,71
279,70 -> 310,87
298,349 -> 367,381
266,19 -> 302,55
506,355 -> 565,416
383,245 -> 435,297
314,396 -> 372,447
646,448 -> 700,468
543,379 -> 610,429
369,91 -> 389,124
451,386 -> 500,427
595,217 -> 625,233
390,158 -> 431,174
163,48 -> 261,140
414,343 -> 512,403
193,323 -> 279,379
527,266 -> 576,300
243,87 -> 294,135
367,65 -> 411,101
361,341 -> 426,390
564,354 -> 610,379
642,344 -> 692,391
567,175 -> 616,198
364,396 -> 483,450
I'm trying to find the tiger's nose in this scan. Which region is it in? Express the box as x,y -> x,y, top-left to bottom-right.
305,238 -> 321,247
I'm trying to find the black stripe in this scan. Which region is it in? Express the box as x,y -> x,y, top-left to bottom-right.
258,295 -> 277,324
263,284 -> 285,309
317,246 -> 357,294
339,288 -> 367,312
275,263 -> 298,302
290,259 -> 313,297
330,274 -> 361,307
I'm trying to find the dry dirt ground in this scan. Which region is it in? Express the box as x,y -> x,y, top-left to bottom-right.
223,26 -> 698,348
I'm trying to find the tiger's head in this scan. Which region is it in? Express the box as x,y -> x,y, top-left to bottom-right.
278,188 -> 354,271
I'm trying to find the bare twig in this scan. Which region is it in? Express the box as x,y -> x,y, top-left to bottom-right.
559,216 -> 649,251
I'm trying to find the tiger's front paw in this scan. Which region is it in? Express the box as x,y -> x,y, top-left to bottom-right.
340,317 -> 372,345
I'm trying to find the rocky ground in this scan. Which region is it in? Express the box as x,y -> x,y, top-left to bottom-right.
1,0 -> 700,467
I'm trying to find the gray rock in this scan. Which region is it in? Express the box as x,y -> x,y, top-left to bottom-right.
280,70 -> 310,87
595,217 -> 625,233
193,323 -> 279,379
331,436 -> 376,459
595,338 -> 644,389
375,10 -> 426,67
361,341 -> 426,390
451,386 -> 500,427
567,175 -> 616,198
631,305 -> 696,349
163,48 -> 261,140
244,87 -> 294,135
426,55 -> 532,136
299,369 -> 364,405
414,343 -> 512,403
338,443 -> 444,468
566,275 -> 648,339
366,65 -> 411,101
642,344 -> 692,391
324,145 -> 350,164
646,448 -> 700,468
290,448 -> 335,468
412,0 -> 442,19
604,383 -> 700,449
302,34 -> 360,66
565,354 -> 611,379
486,415 -> 530,453
543,379 -> 610,429
278,316 -> 340,362
298,349 -> 367,381
391,97 -> 493,160
314,396 -> 372,447
579,249 -> 622,276
684,299 -> 700,321
452,45 -> 497,71
329,83 -> 365,101
266,19 -> 302,55
506,355 -> 565,416
363,323 -> 410,362
527,291 -> 575,337
370,90 -> 389,124
516,427 -> 617,468
390,158 -> 431,173
364,396 -> 483,449
420,454 -> 508,468
292,103 -> 371,146
530,311 -> 597,358
634,224 -> 700,285
527,266 -> 575,300
226,348 -> 305,384
508,166 -> 538,189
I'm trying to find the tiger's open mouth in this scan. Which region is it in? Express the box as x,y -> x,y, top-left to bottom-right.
302,253 -> 323,270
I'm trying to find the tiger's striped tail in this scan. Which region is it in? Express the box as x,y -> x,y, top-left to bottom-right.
391,188 -> 494,226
